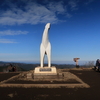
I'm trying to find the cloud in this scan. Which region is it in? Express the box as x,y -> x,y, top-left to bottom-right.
0,30 -> 28,36
68,0 -> 79,11
0,30 -> 28,43
0,0 -> 69,25
47,1 -> 66,14
0,0 -> 95,25
66,13 -> 72,18
0,39 -> 17,43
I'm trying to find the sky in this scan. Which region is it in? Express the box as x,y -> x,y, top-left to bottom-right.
0,0 -> 100,65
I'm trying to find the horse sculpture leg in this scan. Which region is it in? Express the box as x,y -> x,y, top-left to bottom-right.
40,43 -> 45,67
46,42 -> 51,67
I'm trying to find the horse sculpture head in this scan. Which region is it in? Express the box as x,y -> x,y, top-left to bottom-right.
45,23 -> 50,29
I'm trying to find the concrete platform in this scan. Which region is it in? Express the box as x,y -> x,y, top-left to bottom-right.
34,73 -> 64,79
0,71 -> 90,88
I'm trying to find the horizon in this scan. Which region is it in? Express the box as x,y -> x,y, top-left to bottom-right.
0,0 -> 100,64
0,60 -> 95,65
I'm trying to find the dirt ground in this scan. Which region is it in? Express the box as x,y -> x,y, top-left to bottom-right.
0,69 -> 100,100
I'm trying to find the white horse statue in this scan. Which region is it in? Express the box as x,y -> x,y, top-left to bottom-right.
40,23 -> 51,67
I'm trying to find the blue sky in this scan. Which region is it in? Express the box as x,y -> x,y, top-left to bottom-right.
0,0 -> 100,65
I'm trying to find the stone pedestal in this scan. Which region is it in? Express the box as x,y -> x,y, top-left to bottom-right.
34,66 -> 57,75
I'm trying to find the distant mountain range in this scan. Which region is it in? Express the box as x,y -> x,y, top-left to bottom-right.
0,61 -> 75,72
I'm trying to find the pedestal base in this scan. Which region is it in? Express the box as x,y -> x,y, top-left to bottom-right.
34,66 -> 57,75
